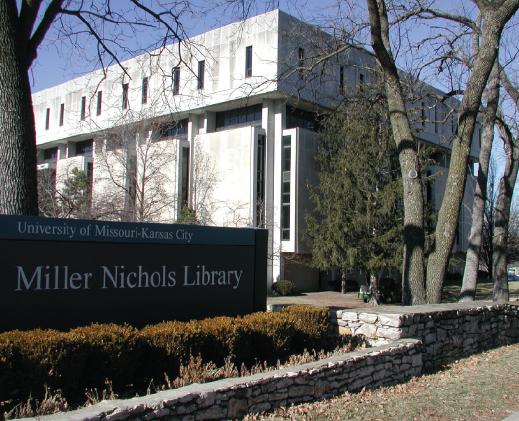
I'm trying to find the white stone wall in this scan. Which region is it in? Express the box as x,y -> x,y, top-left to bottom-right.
192,126 -> 259,227
32,11 -> 281,147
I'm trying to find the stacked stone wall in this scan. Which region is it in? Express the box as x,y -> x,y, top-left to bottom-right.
332,302 -> 519,371
28,339 -> 422,421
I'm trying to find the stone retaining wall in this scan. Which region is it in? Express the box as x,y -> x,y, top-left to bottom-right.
26,339 -> 422,421
331,302 -> 519,371
24,302 -> 519,421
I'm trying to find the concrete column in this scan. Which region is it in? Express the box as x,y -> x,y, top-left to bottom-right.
58,143 -> 67,160
187,115 -> 200,208
263,100 -> 286,289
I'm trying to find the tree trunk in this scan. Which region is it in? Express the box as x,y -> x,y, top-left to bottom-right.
492,125 -> 519,302
367,0 -> 426,305
425,12 -> 511,304
368,272 -> 381,305
460,61 -> 500,301
341,272 -> 347,294
0,1 -> 38,215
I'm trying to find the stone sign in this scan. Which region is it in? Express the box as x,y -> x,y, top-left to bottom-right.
0,215 -> 267,331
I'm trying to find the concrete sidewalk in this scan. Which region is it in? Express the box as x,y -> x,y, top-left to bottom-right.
267,291 -> 374,310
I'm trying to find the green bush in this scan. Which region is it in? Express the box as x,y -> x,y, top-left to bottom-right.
0,305 -> 330,403
272,279 -> 296,296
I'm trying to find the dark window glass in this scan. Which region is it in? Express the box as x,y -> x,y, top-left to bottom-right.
86,161 -> 93,207
339,66 -> 345,94
421,102 -> 426,127
59,103 -> 64,126
96,91 -> 102,116
142,77 -> 148,104
281,135 -> 291,240
75,139 -> 93,157
286,106 -> 320,131
256,134 -> 266,226
245,46 -> 253,78
160,119 -> 188,138
43,147 -> 58,161
80,96 -> 86,120
181,146 -> 190,206
434,105 -> 439,133
298,47 -> 304,79
45,108 -> 50,130
197,60 -> 205,90
172,66 -> 180,95
215,104 -> 262,129
122,83 -> 129,110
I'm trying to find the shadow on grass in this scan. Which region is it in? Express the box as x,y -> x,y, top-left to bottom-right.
442,279 -> 519,302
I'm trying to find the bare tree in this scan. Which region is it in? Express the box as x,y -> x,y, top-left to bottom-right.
38,165 -> 92,219
460,61 -> 500,301
493,118 -> 519,301
94,119 -> 179,223
189,139 -> 218,225
366,0 -> 519,303
507,207 -> 519,263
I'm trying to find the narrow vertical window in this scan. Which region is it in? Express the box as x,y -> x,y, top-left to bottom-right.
96,91 -> 102,116
181,146 -> 190,207
256,134 -> 266,227
298,47 -> 304,79
122,83 -> 129,110
142,77 -> 148,104
339,66 -> 345,94
451,113 -> 455,133
45,108 -> 50,130
172,66 -> 180,95
421,102 -> 425,127
434,105 -> 438,133
80,96 -> 86,120
197,60 -> 205,90
281,135 -> 291,240
245,45 -> 253,78
59,103 -> 64,127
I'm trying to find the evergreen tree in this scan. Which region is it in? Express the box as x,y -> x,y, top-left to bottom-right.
306,94 -> 403,297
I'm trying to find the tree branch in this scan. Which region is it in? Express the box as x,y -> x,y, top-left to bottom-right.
26,0 -> 64,67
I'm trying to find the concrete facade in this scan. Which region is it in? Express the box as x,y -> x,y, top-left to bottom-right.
32,9 -> 479,292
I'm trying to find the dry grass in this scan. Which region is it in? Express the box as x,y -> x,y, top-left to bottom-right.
246,343 -> 519,421
3,387 -> 68,420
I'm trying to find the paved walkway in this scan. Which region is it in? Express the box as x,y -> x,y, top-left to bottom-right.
267,291 -> 374,310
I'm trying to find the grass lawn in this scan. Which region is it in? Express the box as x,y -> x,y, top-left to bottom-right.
442,279 -> 519,302
246,343 -> 519,420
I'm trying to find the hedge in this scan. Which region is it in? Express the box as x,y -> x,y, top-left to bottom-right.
0,305 -> 329,403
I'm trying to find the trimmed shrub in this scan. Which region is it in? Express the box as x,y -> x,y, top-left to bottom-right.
272,279 -> 296,296
0,325 -> 138,402
0,305 -> 330,404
